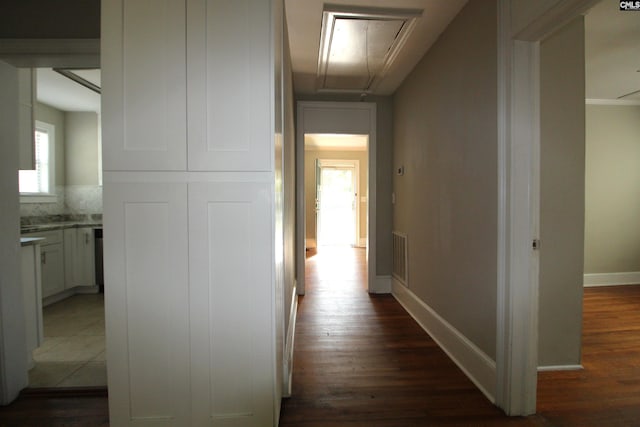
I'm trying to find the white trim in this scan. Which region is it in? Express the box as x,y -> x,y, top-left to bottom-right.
584,272 -> 640,287
586,98 -> 640,106
296,101 -> 377,295
497,0 -> 540,415
282,282 -> 298,397
537,364 -> 583,372
392,279 -> 496,402
498,0 -> 598,416
371,275 -> 391,294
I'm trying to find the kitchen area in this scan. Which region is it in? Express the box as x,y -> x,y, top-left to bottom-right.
18,67 -> 105,388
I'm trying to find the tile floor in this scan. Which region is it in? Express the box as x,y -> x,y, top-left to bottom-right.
28,294 -> 107,388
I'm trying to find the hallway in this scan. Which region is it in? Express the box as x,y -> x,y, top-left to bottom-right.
279,247 -> 546,426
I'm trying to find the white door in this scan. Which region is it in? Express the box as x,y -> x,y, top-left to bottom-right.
316,160 -> 358,247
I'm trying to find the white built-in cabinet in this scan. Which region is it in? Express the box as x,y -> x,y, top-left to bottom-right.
102,0 -> 281,425
64,227 -> 96,289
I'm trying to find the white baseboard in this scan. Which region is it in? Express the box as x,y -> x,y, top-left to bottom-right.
584,272 -> 640,287
370,275 -> 391,294
537,364 -> 583,372
392,279 -> 496,403
283,281 -> 298,398
74,285 -> 100,294
43,286 -> 100,307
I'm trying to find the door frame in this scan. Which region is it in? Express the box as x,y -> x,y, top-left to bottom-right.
496,0 -> 599,415
315,159 -> 360,248
296,101 -> 376,295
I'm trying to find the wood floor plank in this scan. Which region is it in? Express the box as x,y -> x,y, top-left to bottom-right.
280,247 -> 549,426
1,247 -> 639,426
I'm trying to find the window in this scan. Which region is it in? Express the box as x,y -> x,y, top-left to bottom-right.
19,120 -> 56,200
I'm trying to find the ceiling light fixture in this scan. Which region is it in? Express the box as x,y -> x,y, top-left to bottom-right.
317,4 -> 422,94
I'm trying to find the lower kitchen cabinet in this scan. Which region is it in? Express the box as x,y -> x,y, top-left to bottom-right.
41,241 -> 65,298
23,227 -> 97,301
64,227 -> 96,289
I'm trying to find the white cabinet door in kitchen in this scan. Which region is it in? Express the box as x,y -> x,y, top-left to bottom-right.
104,182 -> 190,426
188,181 -> 274,426
76,227 -> 95,288
102,0 -> 187,172
41,243 -> 65,298
64,228 -> 96,289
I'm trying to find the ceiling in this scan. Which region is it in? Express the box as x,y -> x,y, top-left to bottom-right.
285,0 -> 468,95
585,0 -> 640,102
37,68 -> 101,113
34,0 -> 638,111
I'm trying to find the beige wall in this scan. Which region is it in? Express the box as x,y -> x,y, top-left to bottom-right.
585,105 -> 640,274
65,112 -> 99,186
35,102 -> 65,187
297,94 -> 393,275
393,0 -> 498,358
0,60 -> 29,402
304,149 -> 368,247
538,17 -> 585,367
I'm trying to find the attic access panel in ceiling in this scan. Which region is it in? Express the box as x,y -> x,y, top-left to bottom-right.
317,5 -> 422,94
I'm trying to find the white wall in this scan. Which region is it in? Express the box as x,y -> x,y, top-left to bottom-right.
0,60 -> 29,404
538,16 -> 585,367
584,104 -> 640,276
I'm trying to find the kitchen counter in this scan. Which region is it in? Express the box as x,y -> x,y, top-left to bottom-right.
20,237 -> 46,246
21,222 -> 102,234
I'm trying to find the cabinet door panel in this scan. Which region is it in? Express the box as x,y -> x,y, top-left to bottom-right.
187,0 -> 272,171
102,0 -> 187,171
77,228 -> 95,287
189,182 -> 273,426
41,244 -> 65,298
64,228 -> 77,289
104,182 -> 190,426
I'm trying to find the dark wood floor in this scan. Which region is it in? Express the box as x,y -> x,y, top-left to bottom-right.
279,247 -> 548,426
537,285 -> 640,426
1,247 -> 639,426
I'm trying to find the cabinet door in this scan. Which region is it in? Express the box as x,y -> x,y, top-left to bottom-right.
104,182 -> 190,426
188,182 -> 274,426
41,243 -> 65,298
102,0 -> 187,171
63,228 -> 77,289
187,0 -> 272,171
77,228 -> 96,287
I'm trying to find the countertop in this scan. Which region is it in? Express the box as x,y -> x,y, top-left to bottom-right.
21,222 -> 103,234
20,237 -> 46,246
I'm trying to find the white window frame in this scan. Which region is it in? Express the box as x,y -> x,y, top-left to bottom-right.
19,120 -> 57,203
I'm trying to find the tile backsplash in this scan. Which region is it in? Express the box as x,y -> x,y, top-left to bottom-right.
21,185 -> 102,218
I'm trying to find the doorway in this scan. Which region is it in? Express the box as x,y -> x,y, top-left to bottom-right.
316,160 -> 359,248
296,101 -> 378,295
